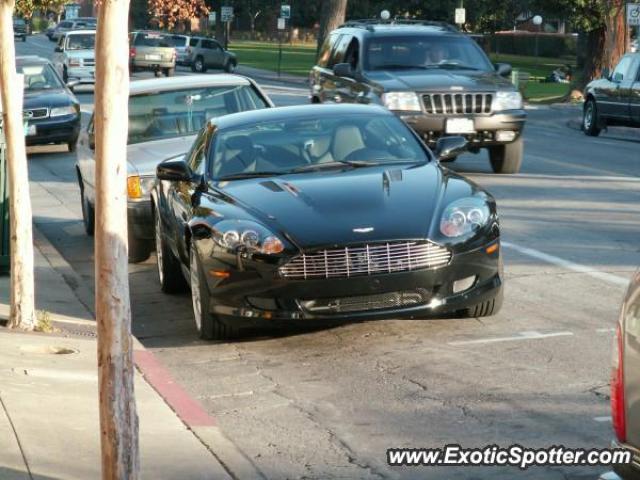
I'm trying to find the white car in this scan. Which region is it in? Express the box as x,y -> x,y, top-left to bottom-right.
53,30 -> 96,84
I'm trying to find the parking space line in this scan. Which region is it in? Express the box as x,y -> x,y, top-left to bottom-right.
593,416 -> 612,423
448,330 -> 573,346
596,328 -> 616,334
502,241 -> 630,287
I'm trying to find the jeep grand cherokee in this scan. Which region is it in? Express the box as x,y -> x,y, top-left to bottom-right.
310,20 -> 527,174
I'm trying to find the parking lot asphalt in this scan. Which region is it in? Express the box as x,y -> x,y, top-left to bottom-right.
18,34 -> 640,479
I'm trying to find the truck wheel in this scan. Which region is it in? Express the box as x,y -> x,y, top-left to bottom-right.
488,137 -> 523,174
583,98 -> 602,137
79,177 -> 95,236
154,69 -> 162,78
128,230 -> 152,263
164,67 -> 175,77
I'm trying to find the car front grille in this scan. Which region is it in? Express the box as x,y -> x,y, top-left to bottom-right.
24,108 -> 49,119
299,289 -> 431,314
279,241 -> 451,280
422,93 -> 493,115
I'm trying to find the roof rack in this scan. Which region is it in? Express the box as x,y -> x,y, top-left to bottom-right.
339,19 -> 458,32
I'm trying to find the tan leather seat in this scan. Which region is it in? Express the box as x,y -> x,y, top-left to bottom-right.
332,125 -> 365,161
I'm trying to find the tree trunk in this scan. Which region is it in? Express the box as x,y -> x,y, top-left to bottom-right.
94,0 -> 139,477
0,0 -> 36,331
316,0 -> 347,55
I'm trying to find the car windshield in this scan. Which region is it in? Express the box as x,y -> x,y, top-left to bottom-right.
67,33 -> 95,50
210,113 -> 429,180
17,64 -> 64,91
13,18 -> 25,26
133,32 -> 173,47
127,85 -> 269,145
366,35 -> 493,72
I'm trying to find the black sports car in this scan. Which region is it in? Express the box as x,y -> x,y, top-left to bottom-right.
152,104 -> 503,339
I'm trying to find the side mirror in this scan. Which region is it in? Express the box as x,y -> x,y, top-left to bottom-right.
612,72 -> 624,83
54,46 -> 63,52
602,67 -> 610,80
434,136 -> 468,161
333,62 -> 354,78
157,157 -> 193,182
66,79 -> 79,90
495,63 -> 512,77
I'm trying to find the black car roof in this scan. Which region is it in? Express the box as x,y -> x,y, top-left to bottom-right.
211,104 -> 391,131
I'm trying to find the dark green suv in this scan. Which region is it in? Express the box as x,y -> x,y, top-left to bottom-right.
309,20 -> 527,173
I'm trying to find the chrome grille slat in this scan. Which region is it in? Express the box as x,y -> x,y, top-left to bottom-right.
24,107 -> 49,119
423,93 -> 493,115
280,241 -> 451,280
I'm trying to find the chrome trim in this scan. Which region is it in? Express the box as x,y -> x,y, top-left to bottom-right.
279,241 -> 452,280
423,92 -> 493,115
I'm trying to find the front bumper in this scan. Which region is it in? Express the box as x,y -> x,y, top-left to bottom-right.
127,200 -> 153,240
399,110 -> 527,147
611,439 -> 640,477
201,239 -> 502,325
26,114 -> 80,146
66,66 -> 95,83
131,60 -> 175,70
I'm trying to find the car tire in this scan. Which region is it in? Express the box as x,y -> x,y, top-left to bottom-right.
154,206 -> 188,294
21,35 -> 26,42
189,240 -> 239,341
194,56 -> 206,73
488,137 -> 523,174
583,98 -> 602,137
128,230 -> 152,263
224,60 -> 236,73
154,69 -> 162,78
68,138 -> 77,152
78,176 -> 95,236
164,67 -> 175,77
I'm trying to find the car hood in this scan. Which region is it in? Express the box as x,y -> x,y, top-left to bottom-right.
23,89 -> 76,110
364,69 -> 512,92
65,50 -> 95,60
126,135 -> 196,175
215,162 -> 478,248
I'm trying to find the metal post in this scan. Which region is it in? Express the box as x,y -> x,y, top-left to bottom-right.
278,28 -> 283,78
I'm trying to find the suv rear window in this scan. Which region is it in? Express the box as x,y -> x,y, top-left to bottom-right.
365,35 -> 493,72
170,35 -> 189,47
189,37 -> 200,47
133,32 -> 173,47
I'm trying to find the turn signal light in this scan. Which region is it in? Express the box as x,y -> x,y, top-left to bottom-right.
486,243 -> 499,254
127,176 -> 142,199
208,270 -> 230,278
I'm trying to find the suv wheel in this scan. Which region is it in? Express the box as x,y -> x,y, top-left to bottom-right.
488,137 -> 523,174
224,60 -> 236,73
583,98 -> 602,137
193,56 -> 206,73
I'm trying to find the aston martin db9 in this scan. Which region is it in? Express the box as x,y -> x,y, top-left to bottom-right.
152,104 -> 503,340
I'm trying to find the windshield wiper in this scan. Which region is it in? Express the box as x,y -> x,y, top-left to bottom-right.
217,171 -> 285,181
426,63 -> 480,70
289,160 -> 377,173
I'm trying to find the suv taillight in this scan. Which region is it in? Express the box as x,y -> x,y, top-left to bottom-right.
129,47 -> 136,58
611,323 -> 626,442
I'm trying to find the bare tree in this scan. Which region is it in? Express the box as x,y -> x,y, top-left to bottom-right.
0,0 -> 36,331
93,0 -> 139,477
316,0 -> 347,55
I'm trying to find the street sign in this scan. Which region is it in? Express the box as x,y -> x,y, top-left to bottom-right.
221,6 -> 234,22
277,17 -> 286,30
208,11 -> 216,24
455,8 -> 466,25
628,3 -> 640,26
280,5 -> 291,19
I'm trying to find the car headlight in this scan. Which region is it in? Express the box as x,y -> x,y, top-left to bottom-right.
492,91 -> 523,111
381,91 -> 421,111
213,220 -> 284,255
127,175 -> 155,201
49,105 -> 77,117
440,197 -> 491,238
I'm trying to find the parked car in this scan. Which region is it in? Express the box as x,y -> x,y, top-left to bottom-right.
598,270 -> 640,480
47,18 -> 96,42
13,17 -> 27,42
53,30 -> 95,84
76,75 -> 273,263
583,53 -> 640,136
16,56 -> 80,151
152,104 -> 503,340
129,31 -> 177,77
309,20 -> 527,174
169,34 -> 191,66
187,36 -> 237,73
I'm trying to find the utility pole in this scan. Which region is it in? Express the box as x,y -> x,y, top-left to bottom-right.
94,0 -> 139,476
0,0 -> 35,331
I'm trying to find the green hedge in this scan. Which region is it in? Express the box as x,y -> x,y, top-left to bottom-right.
488,34 -> 577,58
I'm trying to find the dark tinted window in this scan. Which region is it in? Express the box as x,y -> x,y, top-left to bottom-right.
189,37 -> 199,47
202,39 -> 220,50
365,35 -> 494,72
133,32 -> 173,47
170,35 -> 189,47
328,34 -> 351,67
316,33 -> 337,68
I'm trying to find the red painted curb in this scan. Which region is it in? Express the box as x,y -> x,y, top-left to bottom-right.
134,349 -> 216,427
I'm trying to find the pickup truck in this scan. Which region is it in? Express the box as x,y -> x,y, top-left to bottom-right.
583,53 -> 640,136
53,30 -> 96,84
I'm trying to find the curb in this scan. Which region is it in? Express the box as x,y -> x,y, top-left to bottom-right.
33,225 -> 264,479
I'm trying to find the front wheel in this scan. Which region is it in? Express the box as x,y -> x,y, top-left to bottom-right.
154,207 -> 188,293
79,179 -> 95,236
193,56 -> 206,73
154,69 -> 162,78
128,230 -> 152,263
190,240 -> 239,340
224,60 -> 236,73
488,137 -> 523,174
583,98 -> 602,137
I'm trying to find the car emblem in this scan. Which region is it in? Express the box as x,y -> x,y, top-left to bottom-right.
24,110 -> 34,118
353,227 -> 374,233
